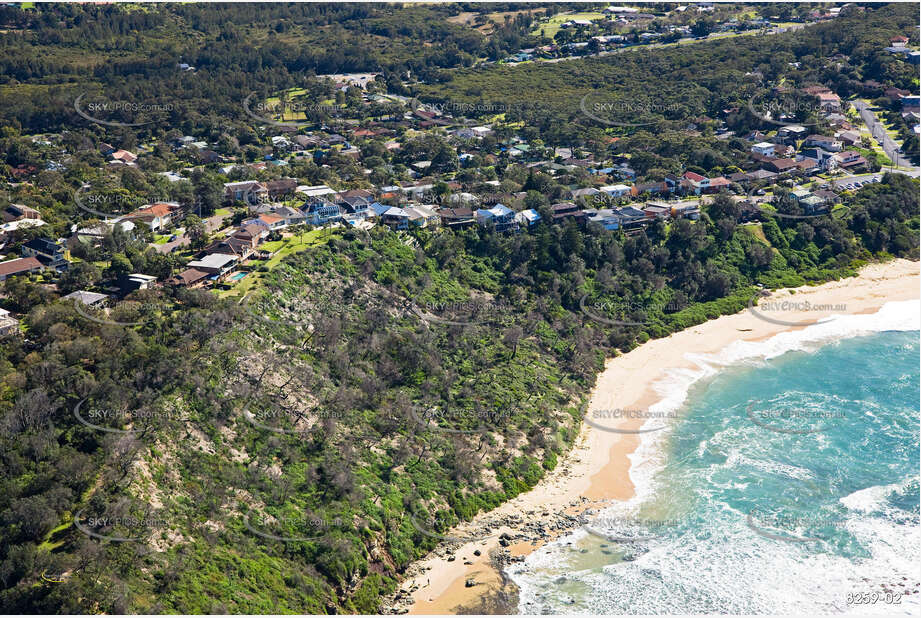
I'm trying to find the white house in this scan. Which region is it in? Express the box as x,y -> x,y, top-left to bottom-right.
600,184 -> 632,198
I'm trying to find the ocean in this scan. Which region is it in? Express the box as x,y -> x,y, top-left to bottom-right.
509,300 -> 921,615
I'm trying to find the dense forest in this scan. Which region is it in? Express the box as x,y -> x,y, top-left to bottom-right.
416,3 -> 918,151
0,2 -> 558,137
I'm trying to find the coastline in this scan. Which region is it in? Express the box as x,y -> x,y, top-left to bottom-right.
390,258 -> 920,615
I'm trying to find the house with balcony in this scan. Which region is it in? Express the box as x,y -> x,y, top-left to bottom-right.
302,198 -> 342,226
475,204 -> 519,233
21,237 -> 68,271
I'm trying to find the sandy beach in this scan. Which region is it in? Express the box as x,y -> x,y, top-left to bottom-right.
391,258 -> 920,615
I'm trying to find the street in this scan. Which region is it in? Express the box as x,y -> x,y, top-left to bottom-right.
851,100 -> 914,168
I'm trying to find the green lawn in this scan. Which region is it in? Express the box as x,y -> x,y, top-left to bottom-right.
215,229 -> 333,299
531,11 -> 605,38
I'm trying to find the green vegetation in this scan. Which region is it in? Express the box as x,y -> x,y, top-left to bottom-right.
1,170 -> 917,613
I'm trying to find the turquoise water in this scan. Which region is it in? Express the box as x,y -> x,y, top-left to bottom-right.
511,309 -> 920,614
230,272 -> 247,281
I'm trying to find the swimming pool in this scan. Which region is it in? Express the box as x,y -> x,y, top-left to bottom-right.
229,272 -> 247,281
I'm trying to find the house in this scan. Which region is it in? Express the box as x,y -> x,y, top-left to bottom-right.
297,184 -> 337,199
642,204 -> 671,220
224,181 -> 268,206
62,290 -> 109,307
232,224 -> 269,248
615,206 -> 648,230
611,164 -> 637,180
110,150 -> 137,164
751,142 -> 777,157
0,257 -> 43,281
705,177 -> 731,194
738,201 -> 762,223
168,268 -> 210,288
776,125 -> 809,144
338,195 -> 374,216
265,178 -> 298,199
407,204 -> 441,228
186,253 -> 238,279
2,204 -> 40,223
196,150 -> 221,164
670,203 -> 701,220
21,238 -> 68,271
631,181 -> 670,197
837,131 -> 861,147
117,273 -> 157,295
272,206 -> 307,227
600,184 -> 632,198
0,308 -> 18,337
438,207 -> 476,229
835,150 -> 869,171
803,135 -> 842,152
816,92 -> 841,112
380,206 -> 411,230
255,213 -> 286,231
516,209 -> 542,228
585,208 -> 621,231
127,202 -> 182,232
747,169 -> 778,182
890,35 -> 909,48
800,194 -> 827,214
764,158 -> 800,174
475,204 -> 518,233
302,198 -> 341,226
813,189 -> 839,205
798,148 -> 838,171
206,236 -> 256,260
550,202 -> 586,223
681,171 -> 710,194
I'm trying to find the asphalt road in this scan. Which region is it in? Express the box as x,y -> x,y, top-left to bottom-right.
851,100 -> 914,168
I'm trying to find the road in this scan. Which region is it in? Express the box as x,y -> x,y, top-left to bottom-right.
851,100 -> 914,168
527,24 -> 808,65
